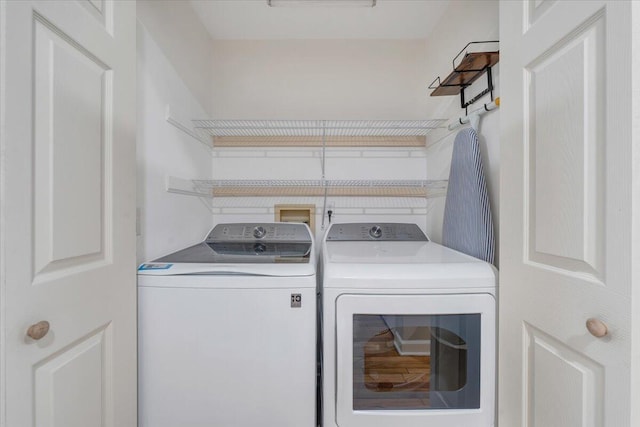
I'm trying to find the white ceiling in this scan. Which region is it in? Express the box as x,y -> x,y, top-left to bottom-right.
189,0 -> 451,40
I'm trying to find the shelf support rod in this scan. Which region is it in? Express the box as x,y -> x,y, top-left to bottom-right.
320,120 -> 329,230
320,183 -> 328,231
321,120 -> 327,178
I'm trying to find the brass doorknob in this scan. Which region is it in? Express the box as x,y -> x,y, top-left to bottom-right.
27,321 -> 50,340
586,318 -> 608,338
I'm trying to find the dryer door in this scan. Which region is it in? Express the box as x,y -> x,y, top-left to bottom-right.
335,293 -> 495,427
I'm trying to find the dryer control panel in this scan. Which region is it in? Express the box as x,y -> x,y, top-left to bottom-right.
326,223 -> 428,241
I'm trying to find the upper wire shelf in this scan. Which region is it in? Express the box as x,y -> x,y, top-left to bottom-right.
191,120 -> 447,147
192,179 -> 448,198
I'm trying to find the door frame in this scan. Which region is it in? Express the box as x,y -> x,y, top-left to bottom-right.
632,3 -> 640,423
1,0 -> 7,423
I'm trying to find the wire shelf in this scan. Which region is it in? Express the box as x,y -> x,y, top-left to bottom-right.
192,179 -> 448,198
192,120 -> 447,147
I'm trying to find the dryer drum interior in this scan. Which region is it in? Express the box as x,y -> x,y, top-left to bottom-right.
355,313 -> 481,410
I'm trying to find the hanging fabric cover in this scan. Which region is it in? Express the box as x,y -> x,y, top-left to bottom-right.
442,128 -> 495,264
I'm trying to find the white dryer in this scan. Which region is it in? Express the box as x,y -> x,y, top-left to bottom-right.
320,223 -> 496,427
138,223 -> 317,427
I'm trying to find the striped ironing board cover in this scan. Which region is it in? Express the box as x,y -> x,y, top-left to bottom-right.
442,128 -> 495,264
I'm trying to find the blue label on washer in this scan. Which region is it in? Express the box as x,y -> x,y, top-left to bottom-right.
138,263 -> 173,271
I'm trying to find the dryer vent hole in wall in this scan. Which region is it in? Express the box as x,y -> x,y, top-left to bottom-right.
275,204 -> 315,233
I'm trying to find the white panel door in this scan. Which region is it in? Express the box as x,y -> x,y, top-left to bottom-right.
0,1 -> 136,426
499,1 -> 637,426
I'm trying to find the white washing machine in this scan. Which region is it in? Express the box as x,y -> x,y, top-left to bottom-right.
320,223 -> 496,427
138,223 -> 317,427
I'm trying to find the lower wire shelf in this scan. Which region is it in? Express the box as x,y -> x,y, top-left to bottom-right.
191,179 -> 448,198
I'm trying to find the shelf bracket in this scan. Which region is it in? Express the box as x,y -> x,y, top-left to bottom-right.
461,65 -> 494,112
428,41 -> 499,112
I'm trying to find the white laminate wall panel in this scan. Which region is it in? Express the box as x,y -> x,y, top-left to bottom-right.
137,24 -> 213,262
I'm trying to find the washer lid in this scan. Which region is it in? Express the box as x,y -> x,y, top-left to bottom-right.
158,222 -> 312,263
138,223 -> 315,276
152,241 -> 312,264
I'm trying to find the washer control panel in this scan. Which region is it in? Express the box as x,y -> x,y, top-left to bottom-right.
326,223 -> 428,241
206,223 -> 312,243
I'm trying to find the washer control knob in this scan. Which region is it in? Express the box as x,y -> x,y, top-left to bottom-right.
369,226 -> 383,239
253,243 -> 267,254
253,226 -> 267,239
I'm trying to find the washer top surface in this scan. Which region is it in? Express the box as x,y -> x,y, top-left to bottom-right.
322,223 -> 496,288
138,223 -> 315,277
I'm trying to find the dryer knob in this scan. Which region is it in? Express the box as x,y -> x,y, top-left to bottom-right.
253,226 -> 267,239
369,225 -> 382,239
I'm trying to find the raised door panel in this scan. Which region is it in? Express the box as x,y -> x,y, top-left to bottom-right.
525,324 -> 604,427
525,13 -> 605,282
35,325 -> 112,427
78,0 -> 113,35
526,0 -> 557,30
33,14 -> 112,284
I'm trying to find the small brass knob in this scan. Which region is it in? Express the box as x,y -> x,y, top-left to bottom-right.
27,321 -> 50,340
586,318 -> 608,338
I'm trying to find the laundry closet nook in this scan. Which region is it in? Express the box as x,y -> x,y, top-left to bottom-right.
0,1 -> 638,427
136,0 -> 501,261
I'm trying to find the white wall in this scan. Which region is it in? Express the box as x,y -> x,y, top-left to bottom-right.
209,38 -> 436,239
211,39 -> 432,120
208,1 -> 500,252
209,146 -> 433,242
137,0 -> 214,116
422,1 -> 501,267
136,0 -> 500,256
136,23 -> 213,262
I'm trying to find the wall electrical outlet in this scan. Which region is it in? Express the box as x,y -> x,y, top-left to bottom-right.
326,202 -> 335,223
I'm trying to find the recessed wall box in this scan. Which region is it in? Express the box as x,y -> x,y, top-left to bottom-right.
275,204 -> 315,234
